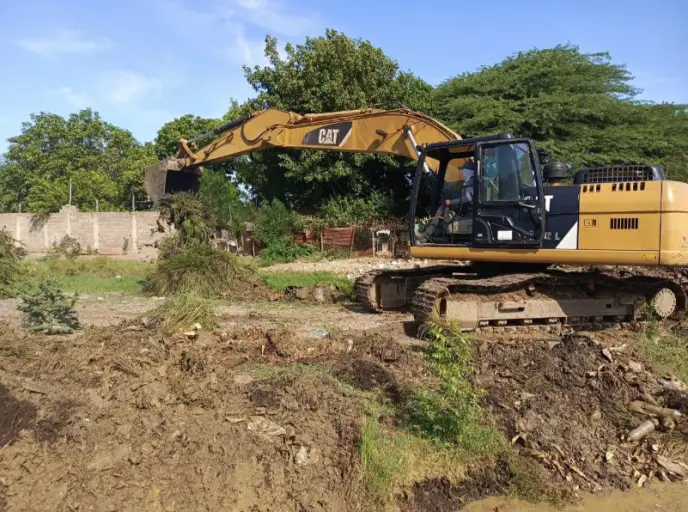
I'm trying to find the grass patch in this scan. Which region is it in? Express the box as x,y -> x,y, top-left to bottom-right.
147,293 -> 218,332
637,327 -> 688,382
20,256 -> 152,294
358,416 -> 465,510
261,271 -> 355,300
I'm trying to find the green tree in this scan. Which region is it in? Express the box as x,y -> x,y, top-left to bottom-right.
154,114 -> 223,159
433,45 -> 688,178
0,109 -> 156,212
239,30 -> 432,212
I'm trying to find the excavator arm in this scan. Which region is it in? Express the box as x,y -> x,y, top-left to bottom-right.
144,107 -> 462,202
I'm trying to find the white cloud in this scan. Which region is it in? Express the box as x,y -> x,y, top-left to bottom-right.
234,0 -> 321,37
53,86 -> 91,109
17,30 -> 111,57
101,71 -> 163,105
150,0 -> 323,65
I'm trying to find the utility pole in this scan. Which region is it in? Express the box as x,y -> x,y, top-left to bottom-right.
68,178 -> 73,206
131,193 -> 135,212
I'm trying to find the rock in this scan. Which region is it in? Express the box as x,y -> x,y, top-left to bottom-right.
192,323 -> 202,331
294,287 -> 311,300
281,396 -> 299,411
311,329 -> 329,339
346,339 -> 353,354
382,348 -> 399,362
627,361 -> 643,373
605,450 -> 614,462
184,331 -> 198,340
312,287 -> 326,304
601,348 -> 613,363
115,275 -> 122,280
295,445 -> 309,465
247,417 -> 286,438
656,455 -> 688,477
591,408 -> 602,421
128,453 -> 142,465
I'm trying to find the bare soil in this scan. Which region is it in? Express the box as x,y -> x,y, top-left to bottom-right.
0,310 -> 429,511
1,272 -> 687,510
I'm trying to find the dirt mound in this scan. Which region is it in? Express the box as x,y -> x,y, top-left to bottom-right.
0,319 -> 424,511
476,333 -> 688,492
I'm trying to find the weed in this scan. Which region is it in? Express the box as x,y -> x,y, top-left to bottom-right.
401,319 -> 503,456
148,293 -> 218,332
261,271 -> 355,300
18,280 -> 80,334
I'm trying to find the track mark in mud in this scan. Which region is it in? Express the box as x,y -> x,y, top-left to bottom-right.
0,383 -> 37,447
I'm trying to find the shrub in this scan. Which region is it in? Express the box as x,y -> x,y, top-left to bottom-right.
0,228 -> 26,298
259,240 -> 315,266
18,280 -> 80,334
48,235 -> 81,259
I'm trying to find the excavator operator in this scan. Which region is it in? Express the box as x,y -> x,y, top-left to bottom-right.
420,159 -> 476,241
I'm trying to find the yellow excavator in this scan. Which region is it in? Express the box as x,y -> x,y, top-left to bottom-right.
145,106 -> 688,330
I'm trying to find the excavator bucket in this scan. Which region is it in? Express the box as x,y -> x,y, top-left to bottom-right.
144,158 -> 201,204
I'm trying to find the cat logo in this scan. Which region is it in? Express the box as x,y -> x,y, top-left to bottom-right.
318,129 -> 340,145
303,121 -> 353,147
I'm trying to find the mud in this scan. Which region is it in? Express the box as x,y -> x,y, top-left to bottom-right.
0,318 -> 425,512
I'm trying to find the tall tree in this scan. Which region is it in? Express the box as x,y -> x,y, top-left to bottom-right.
238,29 -> 433,212
0,109 -> 156,212
433,45 -> 688,179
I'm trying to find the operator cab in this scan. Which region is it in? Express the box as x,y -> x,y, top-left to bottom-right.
410,135 -> 545,248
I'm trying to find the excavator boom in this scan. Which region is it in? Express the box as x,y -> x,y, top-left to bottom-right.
145,107 -> 461,202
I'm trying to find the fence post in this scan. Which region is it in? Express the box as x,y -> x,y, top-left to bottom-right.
94,200 -> 100,251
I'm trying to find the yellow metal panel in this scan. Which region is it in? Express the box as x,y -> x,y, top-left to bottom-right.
410,246 -> 662,267
660,212 -> 688,265
578,181 -> 661,213
578,213 -> 660,251
661,181 -> 688,213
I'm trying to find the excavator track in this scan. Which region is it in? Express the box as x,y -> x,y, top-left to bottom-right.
355,266 -> 463,312
411,270 -> 686,331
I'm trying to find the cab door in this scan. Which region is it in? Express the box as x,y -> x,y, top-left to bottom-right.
472,140 -> 545,247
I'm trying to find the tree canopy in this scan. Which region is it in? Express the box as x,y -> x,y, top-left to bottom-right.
432,45 -> 688,179
1,35 -> 686,216
236,29 -> 433,213
0,109 -> 156,212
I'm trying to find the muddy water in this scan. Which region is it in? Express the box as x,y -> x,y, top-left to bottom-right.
464,482 -> 688,512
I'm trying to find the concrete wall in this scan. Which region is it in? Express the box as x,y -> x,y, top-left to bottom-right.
0,206 -> 163,255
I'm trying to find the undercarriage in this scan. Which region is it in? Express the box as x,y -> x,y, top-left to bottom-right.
355,265 -> 687,331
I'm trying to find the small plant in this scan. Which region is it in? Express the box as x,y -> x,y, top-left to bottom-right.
0,228 -> 26,298
402,319 -> 503,456
18,280 -> 80,334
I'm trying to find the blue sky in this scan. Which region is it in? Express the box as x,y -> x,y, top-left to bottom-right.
1,0 -> 686,154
